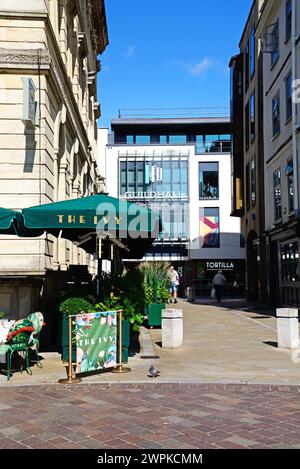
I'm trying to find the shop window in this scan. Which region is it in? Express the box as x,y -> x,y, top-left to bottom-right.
273,168 -> 282,221
199,162 -> 219,199
280,242 -> 299,283
200,207 -> 220,248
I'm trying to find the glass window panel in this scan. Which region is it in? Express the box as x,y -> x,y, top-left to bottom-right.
169,135 -> 187,144
272,92 -> 280,136
271,20 -> 279,66
181,183 -> 188,196
120,171 -> 126,184
250,92 -> 255,142
136,135 -> 151,144
126,135 -> 134,144
160,135 -> 167,143
250,26 -> 255,77
199,162 -> 219,199
286,1 -> 292,41
200,207 -> 220,248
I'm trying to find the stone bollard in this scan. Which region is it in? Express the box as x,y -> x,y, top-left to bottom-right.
162,309 -> 183,349
276,308 -> 300,350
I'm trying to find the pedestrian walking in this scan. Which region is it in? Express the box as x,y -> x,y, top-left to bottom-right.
168,265 -> 179,304
212,270 -> 226,304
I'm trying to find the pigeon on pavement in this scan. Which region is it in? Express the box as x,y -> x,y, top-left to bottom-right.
148,365 -> 160,378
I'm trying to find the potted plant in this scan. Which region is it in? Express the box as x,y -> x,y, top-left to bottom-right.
140,262 -> 169,327
59,297 -> 93,362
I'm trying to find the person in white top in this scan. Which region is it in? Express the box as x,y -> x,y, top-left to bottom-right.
168,265 -> 179,304
212,270 -> 226,304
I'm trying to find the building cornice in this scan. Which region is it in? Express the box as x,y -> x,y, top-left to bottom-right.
0,48 -> 51,68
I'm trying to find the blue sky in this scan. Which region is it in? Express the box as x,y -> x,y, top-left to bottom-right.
97,0 -> 253,128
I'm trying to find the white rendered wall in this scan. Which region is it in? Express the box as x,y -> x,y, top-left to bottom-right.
189,152 -> 245,260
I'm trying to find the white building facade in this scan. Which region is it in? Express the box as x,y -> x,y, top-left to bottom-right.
99,116 -> 245,297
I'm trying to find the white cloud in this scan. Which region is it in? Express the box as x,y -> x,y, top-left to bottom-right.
124,45 -> 135,59
185,58 -> 215,76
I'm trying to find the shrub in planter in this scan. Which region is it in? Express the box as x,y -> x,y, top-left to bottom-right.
59,298 -> 93,362
140,262 -> 169,326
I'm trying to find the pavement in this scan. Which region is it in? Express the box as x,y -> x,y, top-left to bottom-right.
0,299 -> 300,449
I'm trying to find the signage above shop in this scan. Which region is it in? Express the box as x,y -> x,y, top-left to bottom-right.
206,261 -> 235,271
123,191 -> 187,200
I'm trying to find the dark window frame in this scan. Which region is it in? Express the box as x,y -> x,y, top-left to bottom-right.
250,26 -> 255,79
272,91 -> 281,138
199,162 -> 219,200
285,71 -> 292,121
245,40 -> 250,90
286,0 -> 292,42
271,19 -> 280,67
250,92 -> 255,143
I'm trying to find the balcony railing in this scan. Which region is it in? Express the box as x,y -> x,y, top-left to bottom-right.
117,107 -> 230,119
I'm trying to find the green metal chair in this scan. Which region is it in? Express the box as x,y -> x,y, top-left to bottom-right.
27,312 -> 45,368
0,319 -> 34,381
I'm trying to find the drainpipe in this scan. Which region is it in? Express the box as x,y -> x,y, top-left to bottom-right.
292,0 -> 299,215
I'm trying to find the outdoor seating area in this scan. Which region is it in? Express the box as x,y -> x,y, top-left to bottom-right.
0,312 -> 45,381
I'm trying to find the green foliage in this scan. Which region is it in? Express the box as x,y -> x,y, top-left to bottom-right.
0,311 -> 5,320
59,297 -> 94,316
139,262 -> 170,305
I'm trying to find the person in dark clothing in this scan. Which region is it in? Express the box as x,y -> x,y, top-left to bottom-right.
212,270 -> 226,303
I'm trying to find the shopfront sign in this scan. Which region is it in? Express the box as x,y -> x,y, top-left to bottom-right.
75,311 -> 117,373
206,261 -> 235,271
123,191 -> 187,200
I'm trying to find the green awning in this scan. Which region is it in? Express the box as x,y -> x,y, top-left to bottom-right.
17,195 -> 162,257
0,207 -> 19,234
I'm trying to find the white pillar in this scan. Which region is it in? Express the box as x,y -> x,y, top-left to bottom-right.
162,309 -> 183,349
276,308 -> 300,350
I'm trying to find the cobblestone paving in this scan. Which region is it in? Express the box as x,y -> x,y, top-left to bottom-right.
0,383 -> 300,449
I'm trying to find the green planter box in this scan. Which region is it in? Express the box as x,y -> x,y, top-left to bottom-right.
117,317 -> 130,364
61,314 -> 76,363
147,303 -> 166,327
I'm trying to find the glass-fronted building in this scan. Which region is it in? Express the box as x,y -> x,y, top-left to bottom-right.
99,116 -> 245,297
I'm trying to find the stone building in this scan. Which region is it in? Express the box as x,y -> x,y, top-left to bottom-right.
0,0 -> 108,338
231,0 -> 300,307
230,0 -> 268,304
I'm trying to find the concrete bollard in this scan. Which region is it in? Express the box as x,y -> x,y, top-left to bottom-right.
162,309 -> 183,349
276,308 -> 300,350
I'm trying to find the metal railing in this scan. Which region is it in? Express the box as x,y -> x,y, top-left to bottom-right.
117,107 -> 230,119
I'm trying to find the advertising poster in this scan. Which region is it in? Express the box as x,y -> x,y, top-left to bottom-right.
75,311 -> 117,373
